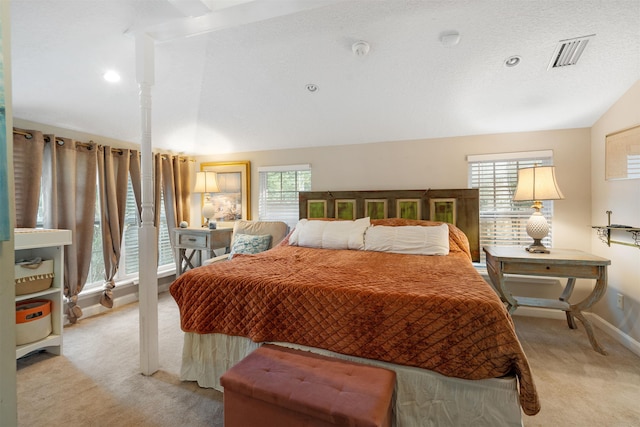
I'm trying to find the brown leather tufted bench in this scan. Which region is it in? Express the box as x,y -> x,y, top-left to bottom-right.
220,344 -> 396,427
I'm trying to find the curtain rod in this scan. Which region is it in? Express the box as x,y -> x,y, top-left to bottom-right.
12,128 -> 193,161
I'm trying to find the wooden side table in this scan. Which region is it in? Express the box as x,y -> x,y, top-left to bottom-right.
174,227 -> 233,276
483,246 -> 611,355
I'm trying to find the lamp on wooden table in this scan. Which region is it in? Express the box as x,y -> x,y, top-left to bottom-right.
194,171 -> 219,228
513,165 -> 564,254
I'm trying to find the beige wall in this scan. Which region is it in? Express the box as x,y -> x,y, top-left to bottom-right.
195,128 -> 593,254
590,80 -> 640,342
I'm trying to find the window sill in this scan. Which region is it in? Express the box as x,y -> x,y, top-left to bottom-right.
79,266 -> 176,297
71,267 -> 176,323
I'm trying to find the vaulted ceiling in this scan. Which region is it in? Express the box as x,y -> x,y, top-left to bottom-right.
10,0 -> 640,155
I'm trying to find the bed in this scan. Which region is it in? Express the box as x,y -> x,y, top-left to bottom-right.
169,189 -> 540,426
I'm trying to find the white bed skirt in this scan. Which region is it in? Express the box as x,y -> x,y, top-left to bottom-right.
180,332 -> 524,427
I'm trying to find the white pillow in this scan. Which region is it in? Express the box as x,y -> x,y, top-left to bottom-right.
289,217 -> 370,250
364,224 -> 450,255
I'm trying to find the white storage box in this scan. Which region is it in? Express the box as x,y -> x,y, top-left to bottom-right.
16,299 -> 52,346
15,259 -> 54,296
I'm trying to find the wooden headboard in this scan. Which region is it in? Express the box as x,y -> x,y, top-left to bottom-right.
299,189 -> 480,262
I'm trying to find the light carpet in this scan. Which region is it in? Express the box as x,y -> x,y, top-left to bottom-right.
16,291 -> 640,426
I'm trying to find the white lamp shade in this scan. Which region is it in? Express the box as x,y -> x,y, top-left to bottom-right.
513,166 -> 564,201
194,171 -> 220,193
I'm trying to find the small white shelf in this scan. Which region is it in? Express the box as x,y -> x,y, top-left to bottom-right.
16,334 -> 62,359
15,287 -> 61,302
14,228 -> 71,359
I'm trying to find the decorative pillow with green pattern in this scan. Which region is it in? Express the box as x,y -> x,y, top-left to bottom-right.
228,234 -> 272,259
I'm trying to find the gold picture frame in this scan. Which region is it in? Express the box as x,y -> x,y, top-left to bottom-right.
396,199 -> 421,220
200,161 -> 251,223
430,198 -> 457,225
307,200 -> 327,218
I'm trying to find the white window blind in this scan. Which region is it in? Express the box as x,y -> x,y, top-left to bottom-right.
122,178 -> 173,277
258,164 -> 311,228
468,151 -> 554,263
628,154 -> 640,179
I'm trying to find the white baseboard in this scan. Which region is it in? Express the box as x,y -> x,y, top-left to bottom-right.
80,291 -> 140,319
513,306 -> 640,358
587,312 -> 640,358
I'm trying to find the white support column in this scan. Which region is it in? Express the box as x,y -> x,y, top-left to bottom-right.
136,33 -> 159,376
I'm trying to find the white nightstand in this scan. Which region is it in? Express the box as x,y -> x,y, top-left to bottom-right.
484,246 -> 611,354
174,227 -> 232,276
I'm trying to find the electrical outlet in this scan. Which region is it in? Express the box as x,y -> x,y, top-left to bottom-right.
617,293 -> 624,310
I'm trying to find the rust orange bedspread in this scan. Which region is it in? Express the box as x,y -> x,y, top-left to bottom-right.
169,236 -> 540,415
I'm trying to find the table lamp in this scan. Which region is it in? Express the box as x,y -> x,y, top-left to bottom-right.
513,165 -> 564,253
194,171 -> 219,227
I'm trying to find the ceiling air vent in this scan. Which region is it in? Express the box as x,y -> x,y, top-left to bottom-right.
548,34 -> 595,69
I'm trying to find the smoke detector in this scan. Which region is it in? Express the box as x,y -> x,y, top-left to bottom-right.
548,34 -> 595,69
352,41 -> 370,56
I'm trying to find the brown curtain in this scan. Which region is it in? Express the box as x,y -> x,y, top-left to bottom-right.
97,147 -> 130,308
13,129 -> 45,228
43,136 -> 97,324
130,153 -> 190,268
160,154 -> 191,248
129,151 -> 161,229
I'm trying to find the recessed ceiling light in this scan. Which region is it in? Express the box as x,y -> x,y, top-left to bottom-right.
103,70 -> 121,83
305,84 -> 319,93
504,56 -> 521,67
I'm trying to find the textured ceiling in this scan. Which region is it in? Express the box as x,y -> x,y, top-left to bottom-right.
10,0 -> 640,155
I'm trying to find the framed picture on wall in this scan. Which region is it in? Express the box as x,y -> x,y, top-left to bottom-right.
365,199 -> 388,219
335,199 -> 356,220
430,198 -> 457,225
200,161 -> 251,223
307,200 -> 327,218
396,199 -> 421,220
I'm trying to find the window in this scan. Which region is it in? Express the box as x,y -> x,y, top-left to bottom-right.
29,155 -> 174,293
628,154 -> 640,179
86,182 -> 105,287
121,178 -> 174,279
35,177 -> 106,288
468,150 -> 555,264
258,164 -> 312,228
84,177 -> 175,291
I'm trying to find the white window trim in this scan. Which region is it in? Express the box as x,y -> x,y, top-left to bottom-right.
257,164 -> 311,172
467,150 -> 553,163
258,164 -> 312,228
